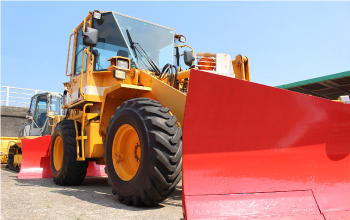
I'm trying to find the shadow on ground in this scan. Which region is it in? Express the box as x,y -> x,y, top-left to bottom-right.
5,168 -> 182,212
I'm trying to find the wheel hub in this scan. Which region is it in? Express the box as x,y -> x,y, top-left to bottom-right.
112,124 -> 141,181
53,136 -> 63,171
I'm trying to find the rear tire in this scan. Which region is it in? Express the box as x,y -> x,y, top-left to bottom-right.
105,98 -> 182,206
50,120 -> 88,185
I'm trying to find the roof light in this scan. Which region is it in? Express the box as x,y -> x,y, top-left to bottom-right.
179,36 -> 186,43
93,11 -> 101,20
198,57 -> 215,71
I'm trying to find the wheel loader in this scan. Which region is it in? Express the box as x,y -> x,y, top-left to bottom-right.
6,92 -> 64,172
20,10 -> 349,219
5,92 -> 105,179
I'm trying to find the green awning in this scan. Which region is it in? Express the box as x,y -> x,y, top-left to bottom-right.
276,70 -> 350,100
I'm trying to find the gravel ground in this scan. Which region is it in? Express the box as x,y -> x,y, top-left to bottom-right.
1,168 -> 183,220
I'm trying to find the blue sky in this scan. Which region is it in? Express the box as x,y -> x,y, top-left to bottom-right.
1,1 -> 350,94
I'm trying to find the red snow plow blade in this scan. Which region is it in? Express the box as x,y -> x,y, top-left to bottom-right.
18,135 -> 106,179
182,70 -> 350,219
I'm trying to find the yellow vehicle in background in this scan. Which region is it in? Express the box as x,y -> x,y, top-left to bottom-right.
1,137 -> 18,164
5,92 -> 63,171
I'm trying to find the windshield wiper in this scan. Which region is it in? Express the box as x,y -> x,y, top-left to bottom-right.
126,29 -> 138,61
126,29 -> 161,75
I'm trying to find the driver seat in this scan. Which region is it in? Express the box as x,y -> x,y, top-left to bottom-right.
117,50 -> 129,58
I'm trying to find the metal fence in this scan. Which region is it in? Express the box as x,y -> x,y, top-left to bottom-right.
1,86 -> 60,107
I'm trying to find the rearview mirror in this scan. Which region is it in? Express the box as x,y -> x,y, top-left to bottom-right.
179,35 -> 186,43
184,50 -> 195,67
83,27 -> 98,47
26,115 -> 33,120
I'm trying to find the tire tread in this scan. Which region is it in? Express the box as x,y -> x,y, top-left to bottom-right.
51,120 -> 88,186
105,98 -> 182,206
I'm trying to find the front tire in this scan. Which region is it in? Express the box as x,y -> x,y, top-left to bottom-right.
50,120 -> 88,185
105,98 -> 182,206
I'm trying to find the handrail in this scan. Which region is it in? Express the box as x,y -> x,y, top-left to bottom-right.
75,103 -> 93,161
83,18 -> 86,33
176,44 -> 195,68
179,45 -> 195,58
66,31 -> 76,77
1,86 -> 50,92
1,86 -> 60,107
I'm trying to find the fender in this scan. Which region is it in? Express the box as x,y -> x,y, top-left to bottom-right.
99,83 -> 152,134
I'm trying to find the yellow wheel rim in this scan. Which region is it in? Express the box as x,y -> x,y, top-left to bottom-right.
53,136 -> 63,171
112,124 -> 141,181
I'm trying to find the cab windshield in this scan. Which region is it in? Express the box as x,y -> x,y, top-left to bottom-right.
92,12 -> 174,72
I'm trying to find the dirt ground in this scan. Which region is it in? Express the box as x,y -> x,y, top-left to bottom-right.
1,168 -> 183,220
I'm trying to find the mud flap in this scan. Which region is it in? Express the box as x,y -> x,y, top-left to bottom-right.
18,136 -> 106,179
86,161 -> 106,177
182,70 -> 350,219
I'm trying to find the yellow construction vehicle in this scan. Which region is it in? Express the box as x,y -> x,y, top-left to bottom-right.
1,137 -> 18,164
6,92 -> 64,171
13,10 -> 350,219
46,10 -> 249,205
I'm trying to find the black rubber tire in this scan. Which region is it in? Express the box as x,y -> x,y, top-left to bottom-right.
50,120 -> 88,186
104,98 -> 182,206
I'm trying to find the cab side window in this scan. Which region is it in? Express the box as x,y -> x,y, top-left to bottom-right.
33,96 -> 47,128
50,96 -> 61,115
28,99 -> 35,116
74,26 -> 88,75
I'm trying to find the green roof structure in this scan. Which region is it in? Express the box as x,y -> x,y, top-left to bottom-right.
277,70 -> 350,100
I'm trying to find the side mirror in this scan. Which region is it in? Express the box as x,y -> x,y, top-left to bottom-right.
179,35 -> 186,43
184,50 -> 195,67
83,27 -> 98,47
26,115 -> 33,120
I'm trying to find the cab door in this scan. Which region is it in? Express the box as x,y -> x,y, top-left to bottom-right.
69,19 -> 90,105
19,96 -> 36,137
29,95 -> 48,136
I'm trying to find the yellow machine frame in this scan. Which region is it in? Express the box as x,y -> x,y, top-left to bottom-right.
64,11 -> 251,163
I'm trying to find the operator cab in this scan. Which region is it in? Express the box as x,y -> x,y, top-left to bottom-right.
22,93 -> 63,136
75,11 -> 175,75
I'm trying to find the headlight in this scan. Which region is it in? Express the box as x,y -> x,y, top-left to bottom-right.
117,59 -> 129,69
107,56 -> 131,75
114,69 -> 126,80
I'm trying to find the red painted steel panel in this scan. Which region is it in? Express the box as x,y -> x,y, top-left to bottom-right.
323,210 -> 350,220
18,136 -> 106,179
185,191 -> 323,219
18,136 -> 52,179
182,70 -> 350,219
86,161 -> 106,177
